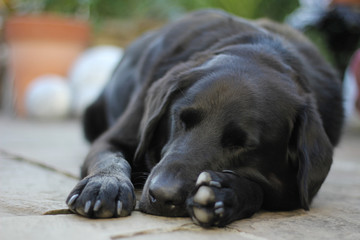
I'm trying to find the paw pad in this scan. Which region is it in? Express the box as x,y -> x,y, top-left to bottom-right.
196,172 -> 212,186
194,186 -> 215,205
193,207 -> 214,223
188,171 -> 230,227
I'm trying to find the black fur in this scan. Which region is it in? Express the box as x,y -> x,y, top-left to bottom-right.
66,10 -> 343,227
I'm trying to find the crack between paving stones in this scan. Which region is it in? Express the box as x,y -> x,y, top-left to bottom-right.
43,209 -> 74,215
0,149 -> 78,179
110,224 -> 248,239
110,224 -> 203,239
42,209 -> 146,216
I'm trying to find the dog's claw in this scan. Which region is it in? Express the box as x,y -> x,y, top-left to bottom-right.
214,201 -> 224,209
215,207 -> 224,217
196,172 -> 212,186
209,181 -> 221,188
67,194 -> 79,206
214,202 -> 224,217
117,200 -> 123,216
94,200 -> 101,212
84,200 -> 91,213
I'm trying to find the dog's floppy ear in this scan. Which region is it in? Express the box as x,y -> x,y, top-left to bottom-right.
288,97 -> 333,210
134,63 -> 203,166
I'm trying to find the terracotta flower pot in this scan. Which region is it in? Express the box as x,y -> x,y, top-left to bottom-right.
4,14 -> 90,116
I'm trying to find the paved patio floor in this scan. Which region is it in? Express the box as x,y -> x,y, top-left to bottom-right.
1,113 -> 360,240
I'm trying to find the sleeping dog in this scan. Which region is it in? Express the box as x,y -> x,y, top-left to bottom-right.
66,9 -> 344,227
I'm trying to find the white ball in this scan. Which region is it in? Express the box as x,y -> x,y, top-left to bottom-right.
69,45 -> 123,116
25,75 -> 71,119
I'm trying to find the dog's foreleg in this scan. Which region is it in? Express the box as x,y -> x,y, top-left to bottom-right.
66,141 -> 136,218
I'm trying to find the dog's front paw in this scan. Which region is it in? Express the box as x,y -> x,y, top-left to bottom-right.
187,171 -> 243,228
66,174 -> 136,218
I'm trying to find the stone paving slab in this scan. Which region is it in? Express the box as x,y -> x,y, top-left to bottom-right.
0,214 -> 193,240
0,116 -> 89,178
0,213 -> 271,240
0,153 -> 78,216
0,114 -> 360,240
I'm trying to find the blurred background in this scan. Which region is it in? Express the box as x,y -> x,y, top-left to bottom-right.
0,0 -> 359,121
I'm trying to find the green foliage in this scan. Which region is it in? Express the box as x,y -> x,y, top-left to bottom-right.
42,0 -> 79,14
10,0 -> 299,22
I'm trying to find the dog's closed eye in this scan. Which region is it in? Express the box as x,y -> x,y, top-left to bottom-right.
221,122 -> 247,150
180,108 -> 203,130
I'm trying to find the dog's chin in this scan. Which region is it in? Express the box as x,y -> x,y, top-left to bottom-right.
139,192 -> 189,217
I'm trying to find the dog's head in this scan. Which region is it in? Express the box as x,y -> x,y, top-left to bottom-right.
135,36 -> 333,217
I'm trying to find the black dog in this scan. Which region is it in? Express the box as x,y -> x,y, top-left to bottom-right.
66,9 -> 344,227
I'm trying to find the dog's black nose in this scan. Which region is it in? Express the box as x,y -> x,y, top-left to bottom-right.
148,174 -> 186,207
